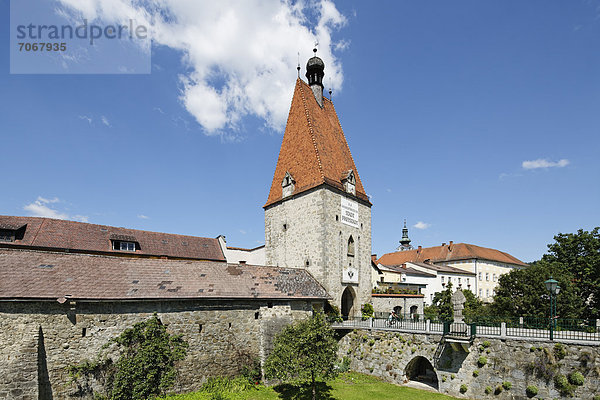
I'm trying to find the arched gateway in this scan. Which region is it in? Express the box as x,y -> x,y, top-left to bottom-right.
341,286 -> 355,318
404,356 -> 439,390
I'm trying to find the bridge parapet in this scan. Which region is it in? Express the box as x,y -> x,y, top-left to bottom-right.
332,316 -> 600,345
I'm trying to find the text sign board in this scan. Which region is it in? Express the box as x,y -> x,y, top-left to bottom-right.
341,197 -> 359,228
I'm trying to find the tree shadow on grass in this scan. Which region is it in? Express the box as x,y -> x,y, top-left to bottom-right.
274,382 -> 334,400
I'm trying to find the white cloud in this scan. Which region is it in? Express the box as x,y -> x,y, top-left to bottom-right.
413,221 -> 430,230
522,158 -> 570,170
239,229 -> 247,235
137,214 -> 149,219
101,116 -> 111,127
79,115 -> 92,124
23,197 -> 88,222
56,0 -> 347,135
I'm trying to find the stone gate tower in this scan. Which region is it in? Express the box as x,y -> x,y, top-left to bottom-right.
264,51 -> 372,317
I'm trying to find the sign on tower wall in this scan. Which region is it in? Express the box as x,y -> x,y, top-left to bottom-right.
341,197 -> 359,228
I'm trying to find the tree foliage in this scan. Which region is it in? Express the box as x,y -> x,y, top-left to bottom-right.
542,227 -> 600,319
264,311 -> 338,400
490,227 -> 599,320
70,314 -> 188,400
488,261 -> 582,319
423,283 -> 485,321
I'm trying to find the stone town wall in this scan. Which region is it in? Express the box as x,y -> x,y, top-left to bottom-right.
338,329 -> 600,400
265,188 -> 372,316
0,299 -> 313,400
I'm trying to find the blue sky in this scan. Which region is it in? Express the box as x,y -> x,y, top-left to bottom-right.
1,0 -> 599,262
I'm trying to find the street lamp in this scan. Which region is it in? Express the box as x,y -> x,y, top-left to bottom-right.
544,277 -> 561,340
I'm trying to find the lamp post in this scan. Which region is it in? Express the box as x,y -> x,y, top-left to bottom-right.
544,277 -> 561,340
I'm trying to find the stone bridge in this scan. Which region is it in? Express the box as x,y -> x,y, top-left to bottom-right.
334,319 -> 600,399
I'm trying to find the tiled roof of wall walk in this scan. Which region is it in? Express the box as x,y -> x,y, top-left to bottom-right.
0,215 -> 224,261
377,243 -> 528,267
0,248 -> 329,301
265,79 -> 369,207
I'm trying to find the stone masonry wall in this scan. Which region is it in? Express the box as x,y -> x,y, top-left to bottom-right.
0,299 -> 313,400
370,295 -> 424,316
265,187 -> 372,317
338,329 -> 600,400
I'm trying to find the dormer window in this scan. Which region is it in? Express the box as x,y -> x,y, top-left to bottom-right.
341,170 -> 356,195
281,171 -> 295,198
110,234 -> 139,252
0,223 -> 26,242
114,241 -> 136,251
0,229 -> 15,242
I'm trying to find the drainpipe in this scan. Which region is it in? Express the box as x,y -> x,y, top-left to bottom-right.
474,259 -> 478,297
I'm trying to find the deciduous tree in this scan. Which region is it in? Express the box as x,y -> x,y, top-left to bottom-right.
264,311 -> 338,400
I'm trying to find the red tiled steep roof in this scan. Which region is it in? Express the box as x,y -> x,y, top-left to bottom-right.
0,248 -> 329,301
0,215 -> 224,261
265,79 -> 369,207
377,243 -> 527,267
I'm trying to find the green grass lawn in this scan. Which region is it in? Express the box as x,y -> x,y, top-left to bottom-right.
162,372 -> 458,400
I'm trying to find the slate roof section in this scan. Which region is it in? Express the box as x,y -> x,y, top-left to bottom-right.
408,261 -> 477,275
377,243 -> 528,267
0,215 -> 224,261
265,79 -> 369,207
0,248 -> 329,301
376,264 -> 437,277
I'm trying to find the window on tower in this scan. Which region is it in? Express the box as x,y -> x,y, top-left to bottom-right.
347,236 -> 355,256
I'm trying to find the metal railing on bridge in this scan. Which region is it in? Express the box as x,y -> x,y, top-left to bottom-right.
329,314 -> 600,343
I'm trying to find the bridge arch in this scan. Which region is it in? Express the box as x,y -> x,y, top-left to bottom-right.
404,356 -> 439,391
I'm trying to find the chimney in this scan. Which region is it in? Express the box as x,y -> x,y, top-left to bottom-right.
402,263 -> 407,269
417,245 -> 422,253
441,243 -> 446,247
448,241 -> 453,250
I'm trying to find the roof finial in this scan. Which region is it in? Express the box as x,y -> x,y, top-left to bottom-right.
397,219 -> 413,251
297,52 -> 301,77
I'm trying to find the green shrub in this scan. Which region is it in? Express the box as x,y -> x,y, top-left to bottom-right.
477,356 -> 488,367
472,369 -> 479,377
494,385 -> 503,395
442,375 -> 447,382
526,385 -> 538,398
568,371 -> 584,386
502,381 -> 512,390
69,314 -> 188,400
450,374 -> 455,380
593,395 -> 600,400
554,374 -> 574,397
460,384 -> 468,394
482,340 -> 491,348
241,358 -> 262,384
361,303 -> 374,320
336,357 -> 351,373
554,343 -> 566,360
368,339 -> 375,347
485,386 -> 492,394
